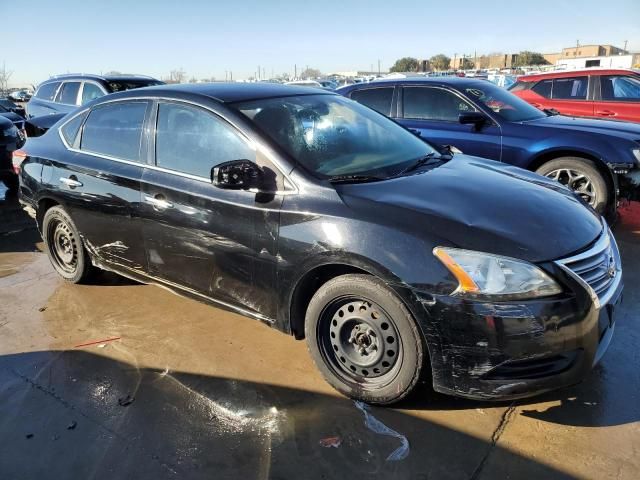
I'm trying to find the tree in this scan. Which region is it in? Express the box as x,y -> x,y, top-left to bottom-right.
429,54 -> 451,71
460,57 -> 474,70
0,62 -> 13,95
166,68 -> 186,84
389,57 -> 419,73
513,51 -> 549,67
300,68 -> 321,79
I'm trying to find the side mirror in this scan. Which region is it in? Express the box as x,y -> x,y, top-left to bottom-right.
459,111 -> 488,130
212,160 -> 263,190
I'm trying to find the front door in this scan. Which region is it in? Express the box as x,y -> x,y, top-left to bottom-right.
398,86 -> 502,161
139,101 -> 284,320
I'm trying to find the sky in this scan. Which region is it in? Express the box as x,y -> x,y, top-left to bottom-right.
3,0 -> 640,86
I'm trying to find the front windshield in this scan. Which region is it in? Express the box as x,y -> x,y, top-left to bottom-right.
464,83 -> 546,122
232,94 -> 436,178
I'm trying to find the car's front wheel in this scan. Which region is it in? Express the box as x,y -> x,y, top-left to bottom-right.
536,157 -> 609,213
305,274 -> 424,405
42,206 -> 95,283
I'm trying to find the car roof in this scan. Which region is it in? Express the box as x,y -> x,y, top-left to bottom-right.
343,76 -> 492,89
40,73 -> 161,84
517,68 -> 640,81
117,82 -> 336,103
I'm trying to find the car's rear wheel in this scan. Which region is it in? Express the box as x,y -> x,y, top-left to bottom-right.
42,206 -> 94,283
305,274 -> 424,405
536,157 -> 609,213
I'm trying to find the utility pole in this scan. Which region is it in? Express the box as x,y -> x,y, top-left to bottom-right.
294,64 -> 297,79
378,59 -> 381,75
230,71 -> 233,81
453,53 -> 457,71
257,65 -> 260,80
624,40 -> 628,52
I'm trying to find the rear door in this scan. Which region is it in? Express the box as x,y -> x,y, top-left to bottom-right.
593,74 -> 640,122
139,100 -> 285,320
27,82 -> 62,118
54,100 -> 150,271
548,75 -> 594,117
398,85 -> 502,160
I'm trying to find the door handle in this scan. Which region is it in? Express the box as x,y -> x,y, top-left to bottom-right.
59,176 -> 83,188
596,110 -> 615,116
144,195 -> 173,209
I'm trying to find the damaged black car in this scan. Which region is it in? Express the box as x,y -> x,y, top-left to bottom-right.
17,83 -> 623,404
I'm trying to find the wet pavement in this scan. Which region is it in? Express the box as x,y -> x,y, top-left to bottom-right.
1,196 -> 639,479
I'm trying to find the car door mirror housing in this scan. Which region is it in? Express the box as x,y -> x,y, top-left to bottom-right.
212,160 -> 264,190
459,111 -> 488,129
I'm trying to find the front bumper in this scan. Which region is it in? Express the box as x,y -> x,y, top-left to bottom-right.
416,237 -> 623,401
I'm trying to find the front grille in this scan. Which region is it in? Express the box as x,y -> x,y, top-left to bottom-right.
557,227 -> 621,303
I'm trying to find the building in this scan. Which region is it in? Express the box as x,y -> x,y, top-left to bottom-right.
556,53 -> 640,70
560,44 -> 627,58
543,52 -> 562,65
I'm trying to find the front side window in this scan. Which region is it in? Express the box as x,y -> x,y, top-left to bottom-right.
81,83 -> 105,104
233,94 -> 437,178
36,82 -> 61,101
155,103 -> 256,178
532,80 -> 552,98
552,76 -> 588,100
57,82 -> 81,105
350,88 -> 394,115
403,87 -> 476,121
81,102 -> 147,162
600,75 -> 640,101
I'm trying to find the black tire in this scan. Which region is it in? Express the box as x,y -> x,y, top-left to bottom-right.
304,274 -> 424,405
42,206 -> 95,283
536,157 -> 609,213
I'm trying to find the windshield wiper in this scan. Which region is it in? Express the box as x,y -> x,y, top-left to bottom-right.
392,152 -> 443,178
328,174 -> 385,184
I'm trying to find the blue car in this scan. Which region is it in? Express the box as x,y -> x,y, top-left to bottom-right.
339,78 -> 640,214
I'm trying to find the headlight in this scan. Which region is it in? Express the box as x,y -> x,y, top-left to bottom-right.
433,247 -> 562,300
632,148 -> 640,165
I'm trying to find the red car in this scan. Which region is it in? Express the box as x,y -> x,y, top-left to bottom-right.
509,69 -> 640,123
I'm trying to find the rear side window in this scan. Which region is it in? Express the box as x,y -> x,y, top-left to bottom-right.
508,81 -> 534,92
600,75 -> 640,101
35,82 -> 61,101
81,83 -> 104,104
350,88 -> 394,115
57,82 -> 81,105
552,77 -> 588,100
403,87 -> 476,121
60,111 -> 88,146
532,80 -> 552,98
155,103 -> 255,178
81,102 -> 148,162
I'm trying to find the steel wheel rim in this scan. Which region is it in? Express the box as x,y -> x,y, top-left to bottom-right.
48,219 -> 78,274
318,297 -> 402,386
545,168 -> 597,207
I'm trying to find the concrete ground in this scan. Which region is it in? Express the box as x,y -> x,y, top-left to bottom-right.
1,193 -> 638,480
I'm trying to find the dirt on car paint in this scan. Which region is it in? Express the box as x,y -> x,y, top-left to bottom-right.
0,201 -> 639,479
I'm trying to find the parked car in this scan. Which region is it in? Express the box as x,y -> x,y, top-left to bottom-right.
26,73 -> 164,118
17,83 -> 622,404
9,90 -> 31,102
285,80 -> 324,88
0,115 -> 25,192
509,69 -> 640,123
339,77 -> 640,214
0,98 -> 27,118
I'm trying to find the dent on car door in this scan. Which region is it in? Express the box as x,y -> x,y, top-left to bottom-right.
399,86 -> 501,160
140,101 -> 283,320
53,101 -> 151,271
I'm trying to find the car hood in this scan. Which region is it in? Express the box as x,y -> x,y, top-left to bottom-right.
524,114 -> 640,140
337,156 -> 603,263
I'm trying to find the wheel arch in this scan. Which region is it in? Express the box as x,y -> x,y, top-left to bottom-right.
35,196 -> 62,232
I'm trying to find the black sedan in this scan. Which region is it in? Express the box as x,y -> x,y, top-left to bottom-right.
17,83 -> 623,404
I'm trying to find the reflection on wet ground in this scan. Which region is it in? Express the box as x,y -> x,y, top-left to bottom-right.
0,199 -> 639,479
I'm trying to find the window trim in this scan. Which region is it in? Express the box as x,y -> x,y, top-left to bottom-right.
57,96 -> 297,194
399,85 -> 481,123
35,81 -> 63,102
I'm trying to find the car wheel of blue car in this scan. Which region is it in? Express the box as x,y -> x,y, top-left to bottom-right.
536,157 -> 608,213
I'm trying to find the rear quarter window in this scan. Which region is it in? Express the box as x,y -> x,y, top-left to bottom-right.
350,87 -> 394,115
532,80 -> 552,98
35,82 -> 61,101
60,111 -> 88,147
